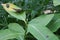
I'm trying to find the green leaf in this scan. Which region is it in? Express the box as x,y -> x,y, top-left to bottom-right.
28,24 -> 59,40
17,35 -> 24,40
7,11 -> 26,22
29,14 -> 54,27
0,29 -> 18,40
8,23 -> 25,33
47,13 -> 60,32
8,23 -> 25,40
53,0 -> 60,6
2,3 -> 26,22
28,14 -> 59,40
47,19 -> 60,32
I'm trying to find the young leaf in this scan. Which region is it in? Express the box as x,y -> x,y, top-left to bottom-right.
2,3 -> 26,22
28,14 -> 59,40
0,29 -> 19,40
53,0 -> 60,6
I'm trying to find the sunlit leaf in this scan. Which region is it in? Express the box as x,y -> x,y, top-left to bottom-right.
29,14 -> 54,27
27,14 -> 59,40
2,3 -> 26,22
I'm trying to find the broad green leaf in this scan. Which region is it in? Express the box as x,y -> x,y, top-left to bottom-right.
28,14 -> 59,40
8,23 -> 25,40
0,29 -> 19,40
28,24 -> 59,40
47,13 -> 60,32
29,14 -> 54,27
53,0 -> 60,6
2,3 -> 26,22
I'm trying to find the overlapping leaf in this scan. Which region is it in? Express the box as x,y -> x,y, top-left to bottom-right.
28,14 -> 59,40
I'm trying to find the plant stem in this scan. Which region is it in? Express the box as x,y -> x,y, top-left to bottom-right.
24,18 -> 28,40
24,13 -> 28,40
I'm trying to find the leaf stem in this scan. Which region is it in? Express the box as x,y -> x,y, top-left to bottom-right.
24,16 -> 28,40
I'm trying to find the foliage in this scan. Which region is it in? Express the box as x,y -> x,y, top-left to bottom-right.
0,0 -> 60,40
